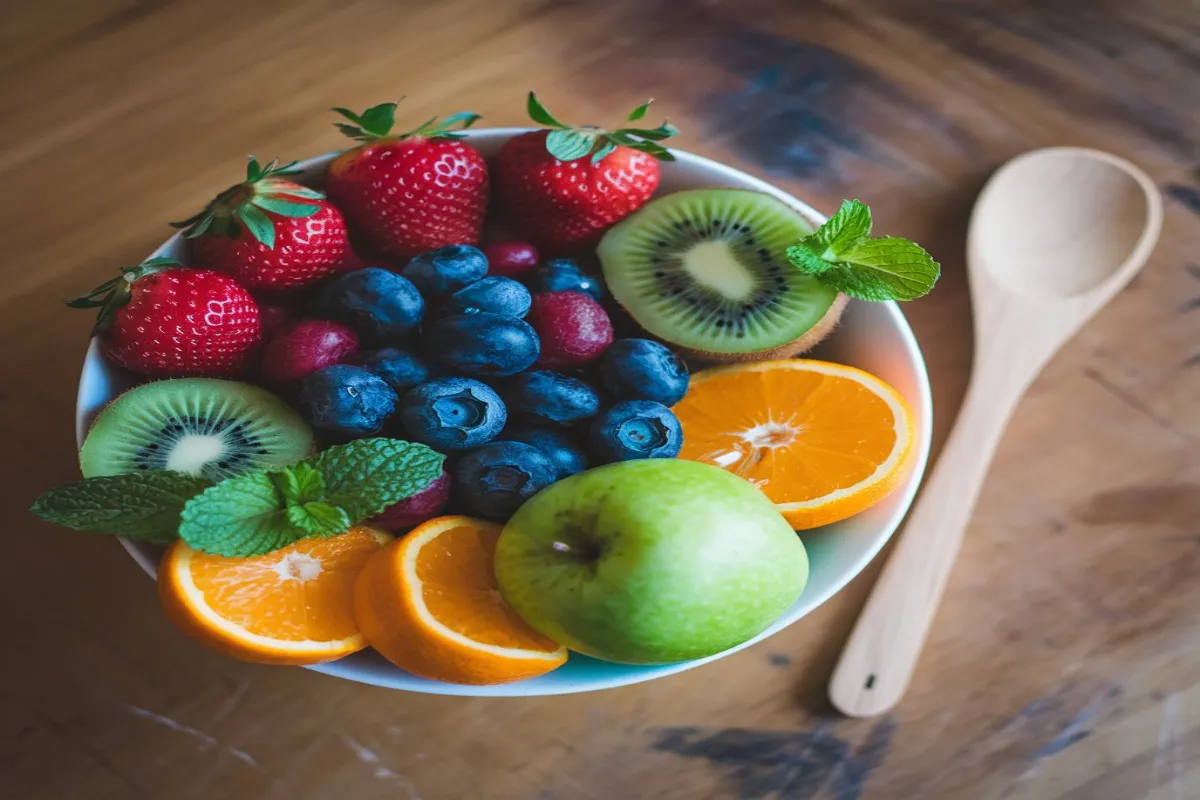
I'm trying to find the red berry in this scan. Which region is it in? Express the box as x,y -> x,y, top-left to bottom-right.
484,241 -> 540,279
492,96 -> 677,254
327,103 -> 488,262
192,199 -> 356,291
257,301 -> 294,340
369,470 -> 451,531
178,159 -> 356,292
76,261 -> 261,378
261,319 -> 359,383
527,291 -> 614,368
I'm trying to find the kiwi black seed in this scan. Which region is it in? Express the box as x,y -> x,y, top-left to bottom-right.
597,188 -> 845,361
79,379 -> 315,482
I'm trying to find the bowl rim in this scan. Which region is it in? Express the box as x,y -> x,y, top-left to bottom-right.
75,127 -> 933,695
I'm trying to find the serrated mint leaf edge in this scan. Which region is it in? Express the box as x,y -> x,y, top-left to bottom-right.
178,471 -> 298,558
30,471 -> 212,544
834,237 -> 941,301
313,439 -> 446,522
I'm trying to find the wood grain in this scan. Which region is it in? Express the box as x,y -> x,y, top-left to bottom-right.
2,1 -> 1199,798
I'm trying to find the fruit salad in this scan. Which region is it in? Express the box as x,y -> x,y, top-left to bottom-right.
33,94 -> 939,686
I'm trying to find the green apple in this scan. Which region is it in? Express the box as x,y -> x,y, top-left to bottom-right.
494,459 -> 808,664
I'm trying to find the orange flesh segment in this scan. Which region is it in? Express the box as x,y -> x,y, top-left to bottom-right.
674,361 -> 906,506
415,521 -> 560,652
188,528 -> 383,642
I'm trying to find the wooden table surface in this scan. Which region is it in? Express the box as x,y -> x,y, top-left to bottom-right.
3,1 -> 1199,798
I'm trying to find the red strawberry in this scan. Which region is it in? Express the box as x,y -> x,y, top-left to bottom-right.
327,102 -> 489,262
174,158 -> 356,292
492,94 -> 679,255
69,258 -> 261,378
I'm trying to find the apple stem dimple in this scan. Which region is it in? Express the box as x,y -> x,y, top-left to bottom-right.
550,539 -> 603,562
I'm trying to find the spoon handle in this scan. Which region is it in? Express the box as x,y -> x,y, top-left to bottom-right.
829,372 -> 1022,717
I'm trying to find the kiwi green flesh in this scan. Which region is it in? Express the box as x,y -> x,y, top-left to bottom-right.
79,378 -> 315,483
598,188 -> 840,355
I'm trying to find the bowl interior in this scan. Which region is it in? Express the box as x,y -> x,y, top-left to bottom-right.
76,129 -> 932,696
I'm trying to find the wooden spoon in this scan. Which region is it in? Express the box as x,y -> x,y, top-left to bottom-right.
829,147 -> 1163,717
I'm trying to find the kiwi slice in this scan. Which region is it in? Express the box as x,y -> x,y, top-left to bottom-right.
598,189 -> 846,361
80,379 -> 315,482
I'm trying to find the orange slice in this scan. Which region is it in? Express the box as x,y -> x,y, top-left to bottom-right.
354,516 -> 567,685
673,359 -> 915,530
159,526 -> 392,665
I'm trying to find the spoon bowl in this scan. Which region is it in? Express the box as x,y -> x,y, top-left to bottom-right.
970,148 -> 1159,301
830,147 -> 1162,717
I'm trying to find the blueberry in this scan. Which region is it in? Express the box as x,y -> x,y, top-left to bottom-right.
357,348 -> 429,394
504,370 -> 600,427
313,268 -> 424,346
399,377 -> 506,451
503,424 -> 589,479
598,338 -> 689,405
448,276 -> 532,318
424,312 -> 540,377
452,441 -> 557,521
588,400 -> 683,462
402,245 -> 488,296
527,258 -> 606,301
297,365 -> 398,438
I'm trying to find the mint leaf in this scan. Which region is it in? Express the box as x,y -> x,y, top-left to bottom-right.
177,438 -> 441,557
818,237 -> 941,302
179,471 -> 294,557
313,438 -> 444,521
272,463 -> 325,506
546,129 -> 598,161
31,472 -> 212,544
808,199 -> 873,257
287,501 -> 352,535
785,199 -> 940,302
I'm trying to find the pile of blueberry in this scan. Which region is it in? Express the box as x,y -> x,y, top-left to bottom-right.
261,242 -> 689,522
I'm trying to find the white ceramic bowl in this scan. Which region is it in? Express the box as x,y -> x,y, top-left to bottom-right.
75,129 -> 932,696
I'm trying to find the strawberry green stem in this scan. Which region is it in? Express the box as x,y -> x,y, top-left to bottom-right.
525,92 -> 679,164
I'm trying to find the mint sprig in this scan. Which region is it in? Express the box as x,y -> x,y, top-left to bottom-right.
31,438 -> 445,559
314,438 -> 446,522
30,472 -> 212,544
785,199 -> 940,302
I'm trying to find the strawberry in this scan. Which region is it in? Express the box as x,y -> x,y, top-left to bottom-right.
173,158 -> 356,292
492,94 -> 679,255
69,258 -> 261,378
327,102 -> 489,262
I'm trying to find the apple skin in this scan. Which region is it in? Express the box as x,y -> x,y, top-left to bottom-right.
494,459 -> 808,664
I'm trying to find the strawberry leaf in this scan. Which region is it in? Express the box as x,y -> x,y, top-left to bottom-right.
627,100 -> 652,122
67,258 -> 183,336
236,203 -> 275,249
526,92 -> 566,128
250,195 -> 321,218
358,103 -> 397,136
591,140 -> 618,165
546,129 -> 598,161
185,214 -> 214,239
334,122 -> 369,140
440,111 -> 481,130
259,179 -> 323,200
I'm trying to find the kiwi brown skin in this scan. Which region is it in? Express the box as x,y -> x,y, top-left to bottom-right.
673,292 -> 848,364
